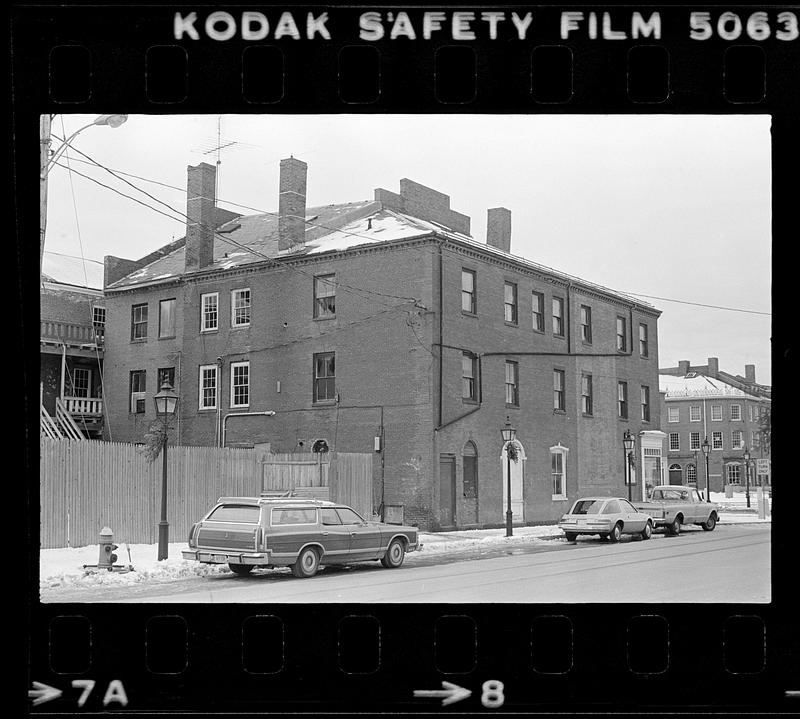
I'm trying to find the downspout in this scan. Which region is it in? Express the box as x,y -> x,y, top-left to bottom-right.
437,241 -> 444,428
60,343 -> 66,401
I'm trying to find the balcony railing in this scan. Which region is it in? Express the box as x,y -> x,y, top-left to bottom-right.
63,396 -> 103,416
41,320 -> 104,347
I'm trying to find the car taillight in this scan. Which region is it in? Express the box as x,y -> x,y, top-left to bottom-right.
188,523 -> 198,548
256,527 -> 264,551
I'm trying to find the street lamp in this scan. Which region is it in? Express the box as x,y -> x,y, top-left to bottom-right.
154,380 -> 179,561
44,114 -> 129,175
622,429 -> 635,501
743,446 -> 752,509
501,416 -> 516,538
701,436 -> 711,502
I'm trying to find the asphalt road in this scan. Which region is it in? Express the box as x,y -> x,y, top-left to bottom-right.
87,523 -> 769,604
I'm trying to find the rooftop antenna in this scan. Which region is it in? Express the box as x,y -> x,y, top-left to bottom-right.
190,116 -> 243,207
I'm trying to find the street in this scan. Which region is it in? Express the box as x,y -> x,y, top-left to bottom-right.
46,524 -> 769,604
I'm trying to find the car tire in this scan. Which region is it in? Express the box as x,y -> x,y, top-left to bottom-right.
292,547 -> 320,578
668,515 -> 682,536
564,532 -> 578,542
608,523 -> 622,543
640,521 -> 653,540
228,563 -> 253,576
702,513 -> 717,531
381,538 -> 406,568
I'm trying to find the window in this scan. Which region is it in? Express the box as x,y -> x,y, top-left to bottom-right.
731,429 -> 744,450
314,275 -> 336,318
230,361 -> 250,408
231,288 -> 251,326
552,297 -> 564,337
730,404 -> 742,421
131,303 -> 148,340
199,364 -> 218,409
603,499 -> 621,515
712,431 -> 723,450
314,352 -> 336,402
580,305 -> 592,344
581,374 -> 593,415
461,269 -> 476,314
70,368 -> 90,398
129,370 -> 146,413
505,360 -> 519,406
271,507 -> 318,525
687,464 -> 697,485
157,367 -> 175,391
335,507 -> 366,524
207,504 -> 260,523
462,352 -> 477,401
639,323 -> 649,357
689,405 -> 702,422
550,444 -> 569,499
159,298 -> 176,338
201,292 -> 218,332
711,404 -> 723,421
668,406 -> 679,423
553,369 -> 565,411
726,464 -> 741,485
531,291 -> 544,332
641,385 -> 651,422
690,432 -> 701,450
616,316 -> 627,352
669,433 -> 680,451
320,508 -> 342,525
617,381 -> 628,419
504,282 -> 518,324
92,306 -> 106,328
463,441 -> 478,499
749,404 -> 757,422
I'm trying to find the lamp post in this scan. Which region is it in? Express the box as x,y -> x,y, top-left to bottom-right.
154,380 -> 179,561
701,436 -> 711,502
622,429 -> 636,500
501,416 -> 516,538
743,447 -> 752,508
692,450 -> 698,487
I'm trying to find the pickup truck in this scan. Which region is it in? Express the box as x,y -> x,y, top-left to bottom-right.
633,485 -> 719,535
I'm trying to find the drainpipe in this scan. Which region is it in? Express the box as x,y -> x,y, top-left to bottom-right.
60,343 -> 66,402
437,241 -> 444,428
221,411 -> 276,448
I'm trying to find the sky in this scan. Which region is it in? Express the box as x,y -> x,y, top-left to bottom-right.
42,113 -> 772,384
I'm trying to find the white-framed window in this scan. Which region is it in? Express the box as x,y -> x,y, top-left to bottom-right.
462,269 -> 476,314
92,306 -> 106,328
553,369 -> 565,411
550,443 -> 569,500
726,463 -> 741,485
730,404 -> 742,421
668,406 -> 679,423
129,370 -> 146,413
580,305 -> 592,344
687,464 -> 697,485
711,404 -> 722,421
731,429 -> 744,450
581,373 -> 593,415
639,323 -> 649,357
131,303 -> 148,340
199,364 -> 218,409
313,352 -> 336,403
201,292 -> 219,332
231,288 -> 251,327
462,352 -> 477,401
617,381 -> 628,419
314,274 -> 336,318
159,298 -> 176,338
531,291 -> 544,332
70,367 -> 91,398
616,316 -> 627,352
690,432 -> 701,450
552,296 -> 564,337
641,385 -> 651,422
689,405 -> 702,422
669,433 -> 680,451
505,360 -> 519,406
712,431 -> 723,450
504,282 -> 518,324
230,361 -> 250,407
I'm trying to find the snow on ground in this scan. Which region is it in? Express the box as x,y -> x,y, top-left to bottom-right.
38,491 -> 769,593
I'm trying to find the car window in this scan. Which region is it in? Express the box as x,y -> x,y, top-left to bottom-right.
619,499 -> 636,513
602,500 -> 621,514
206,504 -> 261,523
271,507 -> 318,526
693,490 -> 703,502
335,507 -> 365,524
571,499 -> 605,515
679,491 -> 689,500
320,508 -> 342,526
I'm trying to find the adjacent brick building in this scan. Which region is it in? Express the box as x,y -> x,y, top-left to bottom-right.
659,357 -> 771,492
101,158 -> 663,530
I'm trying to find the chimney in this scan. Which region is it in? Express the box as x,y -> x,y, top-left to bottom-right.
486,208 -> 512,253
184,163 -> 217,273
707,357 -> 719,377
678,360 -> 690,375
745,364 -> 756,384
278,157 -> 307,251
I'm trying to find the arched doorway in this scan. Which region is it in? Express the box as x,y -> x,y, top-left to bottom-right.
668,463 -> 683,484
501,440 -> 526,525
463,441 -> 479,525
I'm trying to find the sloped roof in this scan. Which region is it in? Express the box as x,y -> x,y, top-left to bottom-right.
659,373 -> 756,399
41,251 -> 104,290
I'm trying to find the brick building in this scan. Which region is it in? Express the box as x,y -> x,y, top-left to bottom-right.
659,357 -> 771,493
101,158 -> 662,530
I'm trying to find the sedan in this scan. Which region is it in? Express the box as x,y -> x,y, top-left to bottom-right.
558,497 -> 654,542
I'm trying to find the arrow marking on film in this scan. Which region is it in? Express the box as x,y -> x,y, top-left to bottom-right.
414,681 -> 472,706
28,681 -> 63,706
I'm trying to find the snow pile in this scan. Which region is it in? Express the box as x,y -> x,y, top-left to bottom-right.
417,524 -> 564,554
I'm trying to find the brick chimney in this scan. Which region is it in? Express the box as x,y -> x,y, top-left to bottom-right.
184,162 -> 217,273
278,157 -> 307,251
374,178 -> 471,235
707,357 -> 719,377
486,207 -> 512,253
745,364 -> 756,384
678,360 -> 690,375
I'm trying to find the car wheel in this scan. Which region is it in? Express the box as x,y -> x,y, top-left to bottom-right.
702,513 -> 717,531
640,521 -> 653,540
292,547 -> 320,578
228,563 -> 253,576
608,523 -> 622,543
668,515 -> 682,536
381,538 -> 406,568
564,532 -> 577,542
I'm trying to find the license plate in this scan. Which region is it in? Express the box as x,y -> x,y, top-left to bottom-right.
213,554 -> 228,563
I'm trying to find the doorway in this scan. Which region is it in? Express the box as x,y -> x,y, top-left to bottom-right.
501,441 -> 525,524
439,455 -> 456,528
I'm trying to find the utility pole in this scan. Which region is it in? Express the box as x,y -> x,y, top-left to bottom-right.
40,114 -> 52,275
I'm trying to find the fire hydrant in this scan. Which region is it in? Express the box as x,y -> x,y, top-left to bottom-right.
97,526 -> 118,571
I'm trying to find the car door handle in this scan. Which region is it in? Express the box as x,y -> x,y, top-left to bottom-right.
322,531 -> 329,536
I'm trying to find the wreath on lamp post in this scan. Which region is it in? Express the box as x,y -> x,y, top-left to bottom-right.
506,440 -> 520,463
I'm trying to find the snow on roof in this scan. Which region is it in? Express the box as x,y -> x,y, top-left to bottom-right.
659,373 -> 751,399
41,251 -> 104,290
